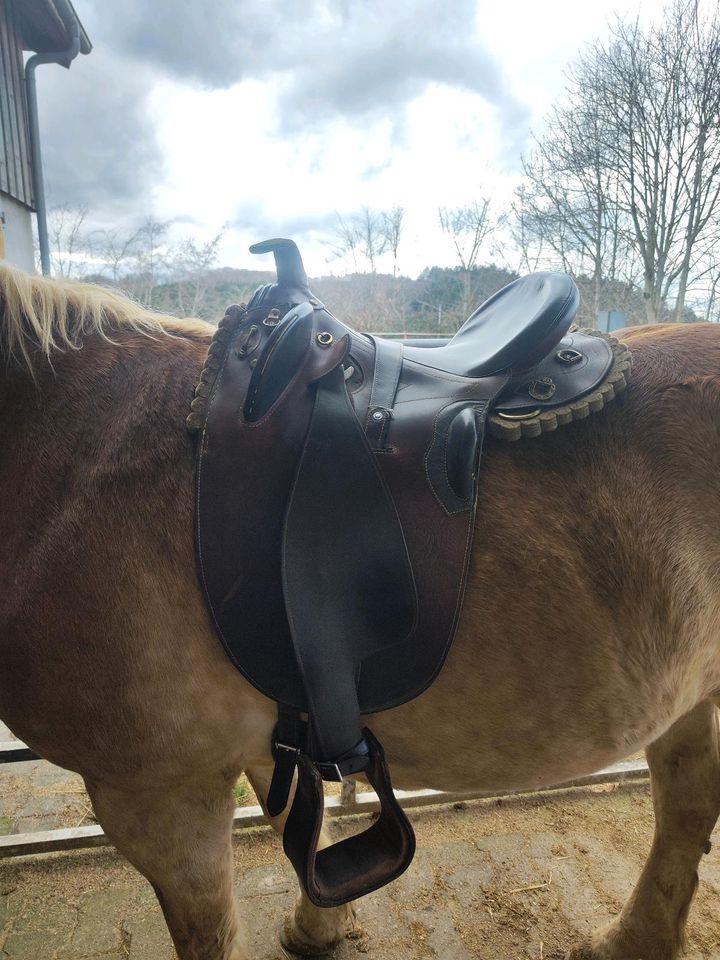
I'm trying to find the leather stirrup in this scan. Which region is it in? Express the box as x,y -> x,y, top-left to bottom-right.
282,729 -> 416,907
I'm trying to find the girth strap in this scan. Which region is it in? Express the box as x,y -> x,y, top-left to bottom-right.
365,337 -> 403,450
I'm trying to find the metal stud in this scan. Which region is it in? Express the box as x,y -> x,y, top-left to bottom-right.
528,377 -> 556,401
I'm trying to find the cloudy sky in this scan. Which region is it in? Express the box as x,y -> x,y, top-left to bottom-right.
38,0 -> 668,277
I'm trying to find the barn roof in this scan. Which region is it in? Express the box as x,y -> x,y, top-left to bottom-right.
15,0 -> 92,56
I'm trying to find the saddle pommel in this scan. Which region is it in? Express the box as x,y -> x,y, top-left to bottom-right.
249,238 -> 311,298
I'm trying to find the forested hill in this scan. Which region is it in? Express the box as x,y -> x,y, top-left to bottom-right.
141,263 -> 655,334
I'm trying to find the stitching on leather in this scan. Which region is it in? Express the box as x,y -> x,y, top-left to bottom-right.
423,401 -> 486,517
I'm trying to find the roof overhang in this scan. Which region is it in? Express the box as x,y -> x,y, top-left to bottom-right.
16,0 -> 92,56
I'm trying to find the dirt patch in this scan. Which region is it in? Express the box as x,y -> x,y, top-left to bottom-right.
1,780 -> 720,959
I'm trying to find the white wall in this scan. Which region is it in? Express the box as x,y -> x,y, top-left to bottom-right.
0,193 -> 35,274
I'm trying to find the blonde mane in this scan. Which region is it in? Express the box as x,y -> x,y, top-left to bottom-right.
0,261 -> 213,371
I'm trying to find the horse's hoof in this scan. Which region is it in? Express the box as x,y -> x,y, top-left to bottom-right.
565,928 -> 672,960
279,941 -> 327,960
280,920 -> 334,958
281,901 -> 359,957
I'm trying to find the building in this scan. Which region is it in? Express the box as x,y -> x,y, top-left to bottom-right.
0,0 -> 91,273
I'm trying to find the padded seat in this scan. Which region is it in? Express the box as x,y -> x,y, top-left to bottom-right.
402,272 -> 578,378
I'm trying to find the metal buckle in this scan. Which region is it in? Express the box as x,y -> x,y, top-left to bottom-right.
316,761 -> 344,783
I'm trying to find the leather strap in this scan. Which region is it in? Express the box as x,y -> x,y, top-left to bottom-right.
282,364 -> 417,763
282,729 -> 416,907
267,705 -> 304,818
267,713 -> 373,817
365,337 -> 403,450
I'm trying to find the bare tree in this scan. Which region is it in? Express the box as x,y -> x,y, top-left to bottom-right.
524,1 -> 720,323
355,207 -> 386,273
509,185 -> 545,275
94,226 -> 143,284
327,215 -> 360,271
516,73 -> 631,318
600,4 -> 720,321
47,204 -> 92,277
328,208 -> 388,273
438,200 -> 499,318
381,206 -> 405,277
131,216 -> 170,308
172,231 -> 224,317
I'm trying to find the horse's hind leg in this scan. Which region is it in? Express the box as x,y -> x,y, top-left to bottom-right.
245,765 -> 358,956
86,775 -> 245,960
569,700 -> 720,960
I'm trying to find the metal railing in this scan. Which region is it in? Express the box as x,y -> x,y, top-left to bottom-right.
0,740 -> 649,859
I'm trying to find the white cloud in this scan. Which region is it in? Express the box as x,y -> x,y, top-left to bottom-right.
40,0 -> 673,279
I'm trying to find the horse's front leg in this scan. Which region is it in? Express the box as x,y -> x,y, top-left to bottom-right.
245,765 -> 359,956
86,773 -> 246,960
568,700 -> 720,960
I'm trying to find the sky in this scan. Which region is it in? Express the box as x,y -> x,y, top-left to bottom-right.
37,0 -> 670,278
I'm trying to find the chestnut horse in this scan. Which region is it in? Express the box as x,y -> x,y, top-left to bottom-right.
1,262 -> 720,960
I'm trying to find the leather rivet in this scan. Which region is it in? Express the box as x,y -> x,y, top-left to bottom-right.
372,410 -> 385,421
317,332 -> 334,347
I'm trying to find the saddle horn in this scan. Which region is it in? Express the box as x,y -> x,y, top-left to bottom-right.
249,238 -> 313,302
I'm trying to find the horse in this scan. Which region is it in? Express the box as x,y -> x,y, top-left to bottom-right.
1,261 -> 719,960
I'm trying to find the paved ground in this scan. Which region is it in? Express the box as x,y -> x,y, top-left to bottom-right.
2,779 -> 720,960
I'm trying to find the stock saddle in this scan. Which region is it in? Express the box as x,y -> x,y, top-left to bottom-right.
189,239 -> 630,908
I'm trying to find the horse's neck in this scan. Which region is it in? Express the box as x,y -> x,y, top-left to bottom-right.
0,329 -> 206,519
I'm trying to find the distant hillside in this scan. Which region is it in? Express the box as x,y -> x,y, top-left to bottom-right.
109,263 -> 661,333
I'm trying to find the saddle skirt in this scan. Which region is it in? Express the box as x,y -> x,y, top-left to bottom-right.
189,239 -> 629,907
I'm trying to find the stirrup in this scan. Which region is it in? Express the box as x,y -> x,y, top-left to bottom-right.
278,729 -> 416,908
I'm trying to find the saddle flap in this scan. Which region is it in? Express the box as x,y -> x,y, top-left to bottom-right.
283,365 -> 418,761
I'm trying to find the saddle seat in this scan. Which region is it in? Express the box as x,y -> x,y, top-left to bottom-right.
190,238 -> 621,911
402,271 -> 579,378
248,240 -> 579,381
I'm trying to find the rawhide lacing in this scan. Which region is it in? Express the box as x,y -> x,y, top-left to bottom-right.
488,330 -> 632,441
186,304 -> 247,434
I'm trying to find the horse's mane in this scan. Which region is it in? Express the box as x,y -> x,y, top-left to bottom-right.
0,261 -> 212,371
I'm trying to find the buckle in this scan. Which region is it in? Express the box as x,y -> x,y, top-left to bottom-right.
316,761 -> 344,783
315,738 -> 371,783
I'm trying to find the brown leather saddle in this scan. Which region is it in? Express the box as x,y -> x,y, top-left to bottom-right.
189,239 -> 617,908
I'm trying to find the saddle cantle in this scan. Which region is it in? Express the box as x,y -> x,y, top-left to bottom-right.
189,239 -> 631,907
